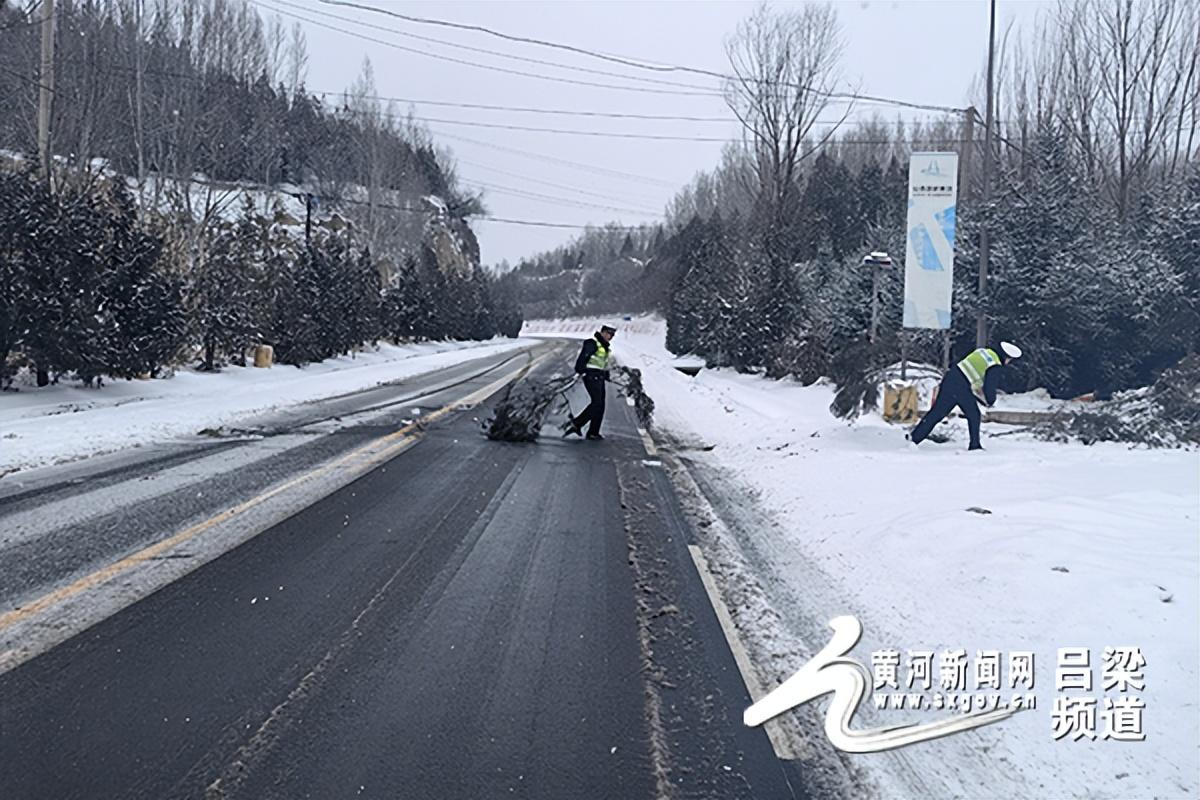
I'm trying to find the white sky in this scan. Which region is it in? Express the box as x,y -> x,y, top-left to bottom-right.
273,0 -> 1052,266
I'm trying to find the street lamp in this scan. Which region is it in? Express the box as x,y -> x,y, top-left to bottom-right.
863,251 -> 893,344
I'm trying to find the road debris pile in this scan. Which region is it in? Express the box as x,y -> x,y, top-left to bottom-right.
484,373 -> 578,442
1033,355 -> 1200,447
484,364 -> 656,442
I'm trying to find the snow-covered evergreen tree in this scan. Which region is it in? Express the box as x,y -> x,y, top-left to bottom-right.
193,200 -> 265,371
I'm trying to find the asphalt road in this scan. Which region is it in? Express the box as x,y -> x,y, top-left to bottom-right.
0,342 -> 805,799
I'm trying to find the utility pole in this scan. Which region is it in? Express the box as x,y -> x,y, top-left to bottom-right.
33,0 -> 55,387
948,105 -> 977,369
961,106 -> 976,203
976,0 -> 996,348
37,0 -> 55,184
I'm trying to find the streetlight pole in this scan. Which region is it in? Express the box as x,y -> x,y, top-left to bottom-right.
871,263 -> 880,343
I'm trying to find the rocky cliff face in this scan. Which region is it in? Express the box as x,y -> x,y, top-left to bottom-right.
422,195 -> 480,278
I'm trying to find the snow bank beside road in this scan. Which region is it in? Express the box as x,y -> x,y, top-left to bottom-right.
526,316 -> 1200,799
0,339 -> 530,475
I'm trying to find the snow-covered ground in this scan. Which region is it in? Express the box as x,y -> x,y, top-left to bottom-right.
0,339 -> 530,475
525,316 -> 1200,799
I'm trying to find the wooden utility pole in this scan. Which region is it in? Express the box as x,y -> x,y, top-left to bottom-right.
976,0 -> 996,348
37,0 -> 56,183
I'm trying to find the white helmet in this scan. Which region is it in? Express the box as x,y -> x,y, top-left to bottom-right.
1000,341 -> 1022,359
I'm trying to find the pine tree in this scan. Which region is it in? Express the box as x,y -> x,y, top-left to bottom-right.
1148,167 -> 1200,356
96,182 -> 187,379
800,151 -> 857,261
382,253 -> 423,342
619,232 -> 635,259
856,160 -> 886,240
344,246 -> 383,352
979,127 -> 1099,395
21,179 -> 111,384
0,171 -> 36,386
193,200 -> 265,371
490,271 -> 524,338
274,243 -> 325,365
665,216 -> 707,355
261,202 -> 304,357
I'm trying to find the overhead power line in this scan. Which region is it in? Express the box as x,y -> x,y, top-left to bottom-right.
269,0 -> 725,94
325,100 -> 878,139
315,91 -> 897,129
351,108 -> 968,147
380,115 -> 731,142
313,93 -> 737,123
426,129 -> 682,188
251,0 -> 725,97
463,177 -> 662,216
455,158 -> 663,206
329,192 -> 655,230
319,0 -> 965,113
473,216 -> 653,231
175,173 -> 657,230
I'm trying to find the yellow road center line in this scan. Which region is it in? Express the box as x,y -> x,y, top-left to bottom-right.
0,360 -> 537,634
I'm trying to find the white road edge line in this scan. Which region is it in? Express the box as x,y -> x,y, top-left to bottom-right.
686,543 -> 799,761
636,427 -> 657,457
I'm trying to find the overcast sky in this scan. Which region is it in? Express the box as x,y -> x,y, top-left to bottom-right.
274,0 -> 1051,266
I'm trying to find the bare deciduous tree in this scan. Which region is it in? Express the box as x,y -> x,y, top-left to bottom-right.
723,1 -> 846,221
287,21 -> 307,97
1088,0 -> 1198,217
985,0 -> 1198,220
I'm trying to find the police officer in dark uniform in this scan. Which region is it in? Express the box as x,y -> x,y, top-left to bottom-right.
563,325 -> 616,440
909,341 -> 1022,450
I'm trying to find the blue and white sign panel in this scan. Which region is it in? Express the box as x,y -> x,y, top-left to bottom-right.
902,152 -> 959,329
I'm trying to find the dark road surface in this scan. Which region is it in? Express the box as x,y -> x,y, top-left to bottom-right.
0,342 -> 805,799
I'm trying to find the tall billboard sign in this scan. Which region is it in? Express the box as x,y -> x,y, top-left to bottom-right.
902,152 -> 959,329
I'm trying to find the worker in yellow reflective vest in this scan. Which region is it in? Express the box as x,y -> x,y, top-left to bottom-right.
908,341 -> 1022,450
564,325 -> 616,440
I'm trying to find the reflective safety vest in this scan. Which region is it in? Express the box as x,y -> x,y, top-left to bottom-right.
586,337 -> 610,370
957,347 -> 1001,391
